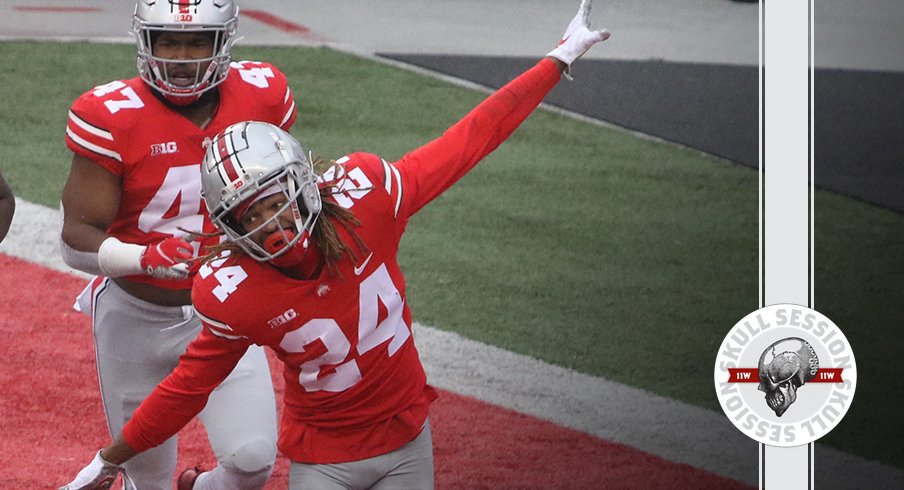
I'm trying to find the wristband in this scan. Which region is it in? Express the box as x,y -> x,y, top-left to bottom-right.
97,237 -> 145,277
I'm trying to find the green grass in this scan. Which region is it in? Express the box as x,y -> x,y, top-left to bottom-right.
1,41 -> 901,469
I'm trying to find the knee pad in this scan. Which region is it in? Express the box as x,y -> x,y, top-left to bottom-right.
221,438 -> 277,474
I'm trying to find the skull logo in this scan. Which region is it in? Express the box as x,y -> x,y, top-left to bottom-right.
757,337 -> 819,417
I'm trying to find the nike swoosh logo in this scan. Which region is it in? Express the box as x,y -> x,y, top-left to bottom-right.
354,252 -> 374,276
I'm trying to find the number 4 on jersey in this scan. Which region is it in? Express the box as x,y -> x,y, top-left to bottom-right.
357,264 -> 409,356
232,61 -> 274,88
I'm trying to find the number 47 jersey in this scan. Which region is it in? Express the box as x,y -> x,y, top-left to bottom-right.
65,61 -> 297,289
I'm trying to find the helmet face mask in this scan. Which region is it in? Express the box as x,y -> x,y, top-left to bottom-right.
132,0 -> 239,105
202,121 -> 322,262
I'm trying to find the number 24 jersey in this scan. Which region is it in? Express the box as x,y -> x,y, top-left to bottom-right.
121,59 -> 563,464
193,153 -> 439,463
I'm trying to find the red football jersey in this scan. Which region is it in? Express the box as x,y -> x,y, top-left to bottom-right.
65,61 -> 297,289
121,59 -> 562,463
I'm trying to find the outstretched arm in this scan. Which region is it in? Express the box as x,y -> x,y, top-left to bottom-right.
393,0 -> 610,216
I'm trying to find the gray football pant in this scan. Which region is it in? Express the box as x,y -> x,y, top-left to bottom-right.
90,279 -> 278,490
289,419 -> 434,490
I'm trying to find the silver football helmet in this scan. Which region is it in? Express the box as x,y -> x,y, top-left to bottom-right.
132,0 -> 239,104
202,121 -> 322,262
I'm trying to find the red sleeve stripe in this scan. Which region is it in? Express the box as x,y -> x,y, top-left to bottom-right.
66,126 -> 122,162
68,110 -> 113,141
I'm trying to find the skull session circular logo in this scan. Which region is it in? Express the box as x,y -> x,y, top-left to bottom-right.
713,304 -> 857,447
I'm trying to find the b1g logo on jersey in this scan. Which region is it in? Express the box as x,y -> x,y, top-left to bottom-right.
151,142 -> 179,156
713,304 -> 856,447
268,308 -> 297,329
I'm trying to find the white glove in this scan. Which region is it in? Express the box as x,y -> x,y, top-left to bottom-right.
58,450 -> 121,490
546,0 -> 610,78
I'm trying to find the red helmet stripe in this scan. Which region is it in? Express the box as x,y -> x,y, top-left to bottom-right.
216,135 -> 241,183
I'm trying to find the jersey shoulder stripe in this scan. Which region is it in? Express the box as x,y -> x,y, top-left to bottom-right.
279,85 -> 297,129
65,122 -> 123,163
66,77 -> 149,170
68,110 -> 113,141
381,158 -> 404,218
321,152 -> 409,228
195,306 -> 245,340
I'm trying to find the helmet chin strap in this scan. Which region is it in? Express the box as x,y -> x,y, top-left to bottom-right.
285,175 -> 308,234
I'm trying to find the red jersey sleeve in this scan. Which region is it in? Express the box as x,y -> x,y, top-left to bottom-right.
273,65 -> 298,131
66,82 -> 136,175
121,326 -> 251,452
229,61 -> 297,130
392,58 -> 561,217
317,153 -> 410,229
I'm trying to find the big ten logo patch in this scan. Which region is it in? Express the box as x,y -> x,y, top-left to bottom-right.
151,141 -> 179,156
713,304 -> 856,447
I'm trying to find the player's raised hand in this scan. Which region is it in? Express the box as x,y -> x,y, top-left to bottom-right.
546,0 -> 610,77
58,450 -> 121,490
140,236 -> 193,279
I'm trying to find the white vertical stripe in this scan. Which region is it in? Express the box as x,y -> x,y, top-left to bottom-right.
763,0 -> 809,308
279,100 -> 296,128
389,163 -> 403,218
381,158 -> 393,195
760,0 -> 813,487
809,1 -> 816,310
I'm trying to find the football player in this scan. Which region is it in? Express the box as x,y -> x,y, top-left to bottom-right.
0,171 -> 13,243
59,1 -> 609,489
58,1 -> 297,489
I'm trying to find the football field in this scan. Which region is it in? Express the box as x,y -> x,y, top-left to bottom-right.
1,11 -> 903,488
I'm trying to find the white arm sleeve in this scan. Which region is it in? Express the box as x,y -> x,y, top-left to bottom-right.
59,237 -> 104,276
59,202 -> 145,277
